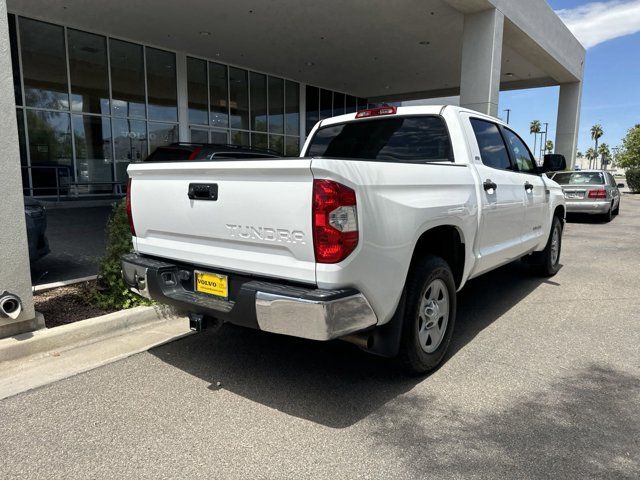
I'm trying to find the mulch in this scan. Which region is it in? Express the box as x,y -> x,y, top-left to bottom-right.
34,281 -> 116,328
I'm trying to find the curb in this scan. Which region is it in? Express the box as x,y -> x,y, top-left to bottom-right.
33,275 -> 98,293
0,305 -> 182,364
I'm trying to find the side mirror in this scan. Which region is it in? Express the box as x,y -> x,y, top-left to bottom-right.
617,183 -> 625,188
542,154 -> 567,173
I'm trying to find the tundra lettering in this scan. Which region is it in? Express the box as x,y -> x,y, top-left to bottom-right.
225,224 -> 306,244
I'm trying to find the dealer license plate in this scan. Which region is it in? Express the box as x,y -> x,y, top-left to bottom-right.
194,271 -> 228,298
565,192 -> 583,199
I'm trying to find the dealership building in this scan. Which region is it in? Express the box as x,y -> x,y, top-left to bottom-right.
0,0 -> 585,336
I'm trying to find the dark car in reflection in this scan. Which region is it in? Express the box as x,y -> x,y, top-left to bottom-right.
24,197 -> 50,262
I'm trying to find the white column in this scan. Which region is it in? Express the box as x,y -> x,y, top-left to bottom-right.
176,51 -> 189,142
555,81 -> 582,168
459,8 -> 504,117
0,3 -> 41,338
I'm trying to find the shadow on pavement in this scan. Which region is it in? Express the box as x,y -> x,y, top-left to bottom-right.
369,364 -> 640,478
150,261 -> 553,428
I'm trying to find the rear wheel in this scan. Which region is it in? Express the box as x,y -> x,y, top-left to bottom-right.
398,255 -> 456,374
613,201 -> 620,216
602,203 -> 613,222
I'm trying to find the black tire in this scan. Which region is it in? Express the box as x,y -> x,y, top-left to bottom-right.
529,215 -> 563,276
613,202 -> 620,216
398,255 -> 457,374
602,204 -> 613,222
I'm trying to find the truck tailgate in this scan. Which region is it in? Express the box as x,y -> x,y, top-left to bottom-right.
128,159 -> 316,284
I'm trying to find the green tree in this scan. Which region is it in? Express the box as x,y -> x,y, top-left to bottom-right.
590,124 -> 604,168
530,120 -> 541,161
545,140 -> 554,154
585,147 -> 597,169
617,124 -> 640,169
598,143 -> 611,170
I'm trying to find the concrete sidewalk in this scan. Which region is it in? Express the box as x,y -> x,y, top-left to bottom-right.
0,306 -> 190,400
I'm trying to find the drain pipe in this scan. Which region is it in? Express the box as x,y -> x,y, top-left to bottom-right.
0,292 -> 22,320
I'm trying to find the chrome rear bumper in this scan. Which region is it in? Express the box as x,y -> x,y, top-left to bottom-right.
121,253 -> 377,341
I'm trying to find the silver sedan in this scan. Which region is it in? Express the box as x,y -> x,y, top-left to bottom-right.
550,170 -> 622,222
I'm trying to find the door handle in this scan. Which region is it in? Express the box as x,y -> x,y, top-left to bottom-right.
483,179 -> 497,192
524,181 -> 533,193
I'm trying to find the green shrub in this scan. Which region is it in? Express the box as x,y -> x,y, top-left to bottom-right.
93,200 -> 152,310
626,167 -> 640,193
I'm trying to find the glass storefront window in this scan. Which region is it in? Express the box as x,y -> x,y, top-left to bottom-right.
346,95 -> 356,114
190,128 -> 208,143
9,15 -> 22,106
285,81 -> 299,137
72,115 -> 113,192
113,118 -> 147,181
110,39 -> 146,118
187,57 -> 208,125
250,72 -> 267,132
268,77 -> 284,135
146,47 -> 178,122
333,92 -> 345,116
68,29 -> 109,115
320,89 -> 332,120
20,18 -> 69,110
251,132 -> 268,151
209,62 -> 228,128
269,135 -> 284,155
231,130 -> 249,147
285,136 -> 300,157
306,86 -> 319,134
149,122 -> 179,154
27,110 -> 73,195
229,67 -> 249,130
211,130 -> 228,144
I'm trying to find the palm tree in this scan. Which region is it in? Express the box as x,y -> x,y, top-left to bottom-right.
590,124 -> 604,168
585,147 -> 596,169
545,140 -> 554,154
598,143 -> 610,170
530,120 -> 541,161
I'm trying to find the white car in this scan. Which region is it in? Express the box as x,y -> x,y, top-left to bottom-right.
122,105 -> 566,373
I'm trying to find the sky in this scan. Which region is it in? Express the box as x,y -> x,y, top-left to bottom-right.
500,0 -> 640,155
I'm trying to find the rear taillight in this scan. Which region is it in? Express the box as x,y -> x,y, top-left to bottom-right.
126,178 -> 136,236
312,179 -> 358,263
588,189 -> 607,199
355,106 -> 397,118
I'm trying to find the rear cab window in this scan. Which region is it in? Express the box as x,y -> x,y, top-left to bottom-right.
306,115 -> 453,163
469,118 -> 512,170
553,172 -> 605,185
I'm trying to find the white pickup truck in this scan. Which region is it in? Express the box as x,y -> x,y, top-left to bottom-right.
122,105 -> 566,373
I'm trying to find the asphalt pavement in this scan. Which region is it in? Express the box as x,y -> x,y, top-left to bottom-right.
30,206 -> 112,285
2,196 -> 639,479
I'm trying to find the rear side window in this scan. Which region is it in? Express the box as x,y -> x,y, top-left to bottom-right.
470,119 -> 512,170
306,116 -> 453,163
553,172 -> 605,185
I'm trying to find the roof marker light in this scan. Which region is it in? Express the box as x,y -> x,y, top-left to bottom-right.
355,106 -> 397,118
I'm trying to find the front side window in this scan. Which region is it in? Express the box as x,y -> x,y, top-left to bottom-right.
503,128 -> 537,174
306,116 -> 452,162
470,119 -> 512,170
